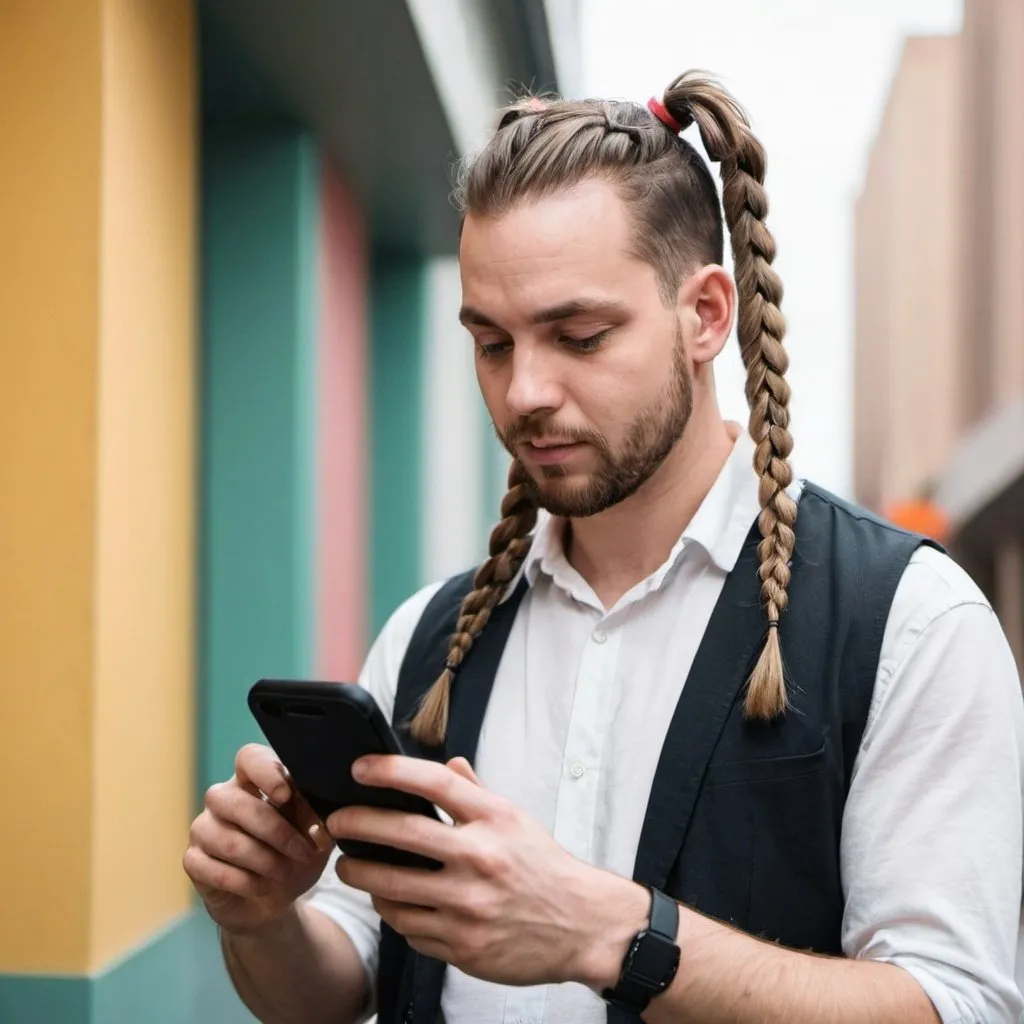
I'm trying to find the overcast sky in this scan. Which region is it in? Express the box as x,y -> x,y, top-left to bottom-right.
578,0 -> 962,497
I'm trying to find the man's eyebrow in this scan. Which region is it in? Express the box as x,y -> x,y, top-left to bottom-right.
458,306 -> 499,328
530,299 -> 629,324
458,299 -> 628,329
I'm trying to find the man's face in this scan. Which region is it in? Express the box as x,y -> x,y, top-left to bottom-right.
459,180 -> 693,518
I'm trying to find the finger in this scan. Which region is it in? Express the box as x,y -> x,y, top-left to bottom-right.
337,856 -> 446,909
405,934 -> 453,963
325,806 -> 457,862
235,743 -> 295,806
371,897 -> 462,966
352,756 -> 496,823
371,894 -> 450,947
278,790 -> 332,854
204,784 -> 320,864
191,813 -> 294,883
183,846 -> 274,901
445,757 -> 481,785
233,745 -> 332,853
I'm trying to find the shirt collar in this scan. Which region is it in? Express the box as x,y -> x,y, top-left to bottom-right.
507,428 -> 774,605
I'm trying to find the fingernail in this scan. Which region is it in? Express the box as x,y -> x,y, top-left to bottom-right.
289,837 -> 313,862
309,822 -> 331,851
352,758 -> 369,781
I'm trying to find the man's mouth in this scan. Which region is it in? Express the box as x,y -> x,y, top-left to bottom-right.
520,440 -> 583,465
526,439 -> 577,449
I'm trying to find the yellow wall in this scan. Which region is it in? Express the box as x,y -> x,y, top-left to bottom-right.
0,1 -> 103,974
91,0 -> 197,971
0,0 -> 196,974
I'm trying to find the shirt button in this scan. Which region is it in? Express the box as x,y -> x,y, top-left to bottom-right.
570,762 -> 586,779
592,628 -> 607,644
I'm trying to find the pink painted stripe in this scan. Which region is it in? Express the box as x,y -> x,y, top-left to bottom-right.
316,159 -> 367,680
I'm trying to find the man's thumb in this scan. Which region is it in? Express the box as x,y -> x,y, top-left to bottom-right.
447,756 -> 481,785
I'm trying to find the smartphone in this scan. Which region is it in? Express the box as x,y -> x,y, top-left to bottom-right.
247,678 -> 443,871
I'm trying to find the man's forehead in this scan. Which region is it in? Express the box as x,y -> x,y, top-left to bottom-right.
458,188 -> 649,308
460,181 -> 633,263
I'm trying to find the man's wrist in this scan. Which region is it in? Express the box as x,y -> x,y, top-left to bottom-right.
567,868 -> 651,991
220,902 -> 305,953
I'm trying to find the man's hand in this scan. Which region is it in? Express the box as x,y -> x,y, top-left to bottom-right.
184,743 -> 334,936
327,754 -> 648,988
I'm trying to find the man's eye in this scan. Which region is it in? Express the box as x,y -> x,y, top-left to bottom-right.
560,330 -> 608,353
478,340 -> 512,358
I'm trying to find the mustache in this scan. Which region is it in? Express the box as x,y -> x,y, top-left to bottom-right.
501,421 -> 601,447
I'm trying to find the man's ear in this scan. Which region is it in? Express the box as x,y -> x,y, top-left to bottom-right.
677,264 -> 735,367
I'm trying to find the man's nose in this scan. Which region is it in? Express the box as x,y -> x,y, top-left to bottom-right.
505,345 -> 562,419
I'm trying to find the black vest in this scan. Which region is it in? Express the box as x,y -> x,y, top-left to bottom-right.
375,484 -> 936,1024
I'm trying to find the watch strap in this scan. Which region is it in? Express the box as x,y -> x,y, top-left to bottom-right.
601,886 -> 680,1014
648,887 -> 678,940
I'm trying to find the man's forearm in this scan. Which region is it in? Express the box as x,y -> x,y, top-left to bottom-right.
576,874 -> 941,1024
221,903 -> 369,1024
645,905 -> 941,1024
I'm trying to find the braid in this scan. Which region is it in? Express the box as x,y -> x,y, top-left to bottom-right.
409,460 -> 538,745
663,74 -> 797,720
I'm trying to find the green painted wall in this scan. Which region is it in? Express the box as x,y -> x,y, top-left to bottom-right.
0,914 -> 254,1024
369,255 -> 425,638
199,123 -> 319,797
0,975 -> 89,1023
479,396 -> 506,551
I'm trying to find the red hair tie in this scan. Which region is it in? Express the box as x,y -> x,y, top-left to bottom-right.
647,97 -> 684,134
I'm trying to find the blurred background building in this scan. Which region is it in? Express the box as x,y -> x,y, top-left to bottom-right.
854,0 -> 1024,673
0,1 -> 577,1020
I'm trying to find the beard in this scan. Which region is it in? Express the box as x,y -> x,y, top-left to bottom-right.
497,330 -> 693,518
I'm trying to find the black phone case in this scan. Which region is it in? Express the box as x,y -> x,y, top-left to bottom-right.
248,679 -> 442,871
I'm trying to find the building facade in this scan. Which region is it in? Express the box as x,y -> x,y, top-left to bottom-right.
854,0 -> 1024,673
0,2 -> 574,1020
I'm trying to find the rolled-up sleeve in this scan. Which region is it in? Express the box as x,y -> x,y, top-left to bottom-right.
304,848 -> 382,1017
842,549 -> 1024,1023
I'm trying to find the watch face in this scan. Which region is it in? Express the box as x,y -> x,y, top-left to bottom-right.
627,930 -> 681,991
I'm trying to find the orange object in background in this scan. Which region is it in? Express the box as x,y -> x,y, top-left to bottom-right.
883,498 -> 951,543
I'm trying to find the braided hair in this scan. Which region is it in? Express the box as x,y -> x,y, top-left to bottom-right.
409,72 -> 794,744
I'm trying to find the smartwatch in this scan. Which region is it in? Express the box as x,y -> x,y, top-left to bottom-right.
601,886 -> 681,1015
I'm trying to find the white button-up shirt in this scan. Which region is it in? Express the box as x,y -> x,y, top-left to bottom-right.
308,431 -> 1024,1024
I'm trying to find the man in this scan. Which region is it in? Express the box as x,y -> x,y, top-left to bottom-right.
183,72 -> 1024,1023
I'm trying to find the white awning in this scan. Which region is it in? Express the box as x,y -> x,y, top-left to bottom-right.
937,397 -> 1024,535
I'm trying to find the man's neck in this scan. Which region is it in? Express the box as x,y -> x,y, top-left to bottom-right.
564,416 -> 740,610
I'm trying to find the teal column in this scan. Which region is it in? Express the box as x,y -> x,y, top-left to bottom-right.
479,398 -> 506,549
369,255 -> 425,638
199,123 -> 319,797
